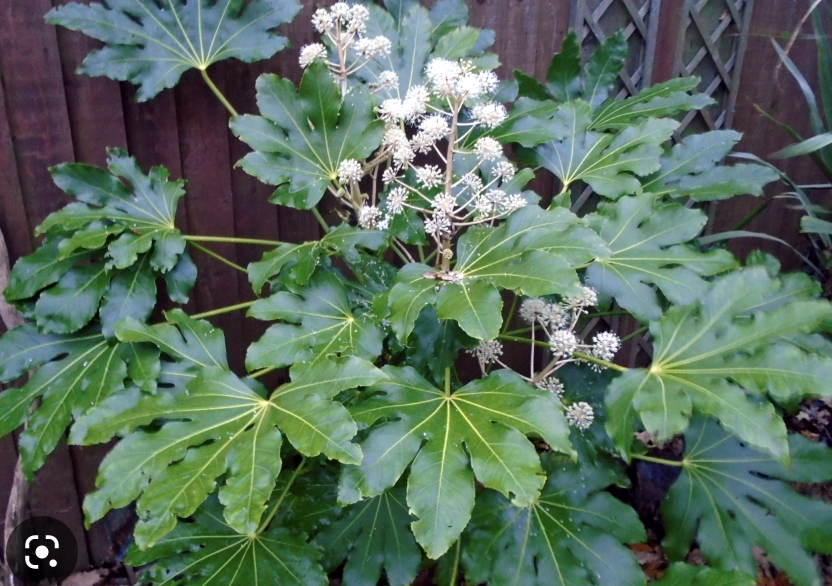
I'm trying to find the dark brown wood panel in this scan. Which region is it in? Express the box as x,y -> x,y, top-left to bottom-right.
712,0 -> 827,269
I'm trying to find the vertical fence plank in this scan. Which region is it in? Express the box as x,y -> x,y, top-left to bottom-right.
175,70 -> 247,371
0,0 -> 75,231
0,77 -> 31,262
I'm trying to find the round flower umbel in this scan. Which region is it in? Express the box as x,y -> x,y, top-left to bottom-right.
366,56 -> 525,263
467,340 -> 507,375
516,289 -> 622,385
302,2 -> 392,95
565,402 -> 595,430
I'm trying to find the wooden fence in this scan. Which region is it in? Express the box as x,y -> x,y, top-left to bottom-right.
0,0 -> 828,575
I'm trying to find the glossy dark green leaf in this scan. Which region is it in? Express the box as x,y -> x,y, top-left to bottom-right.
126,494 -> 327,586
246,271 -> 382,370
316,488 -> 420,586
651,563 -> 755,586
231,63 -> 385,209
34,262 -> 110,334
642,130 -> 779,201
591,77 -> 713,130
585,192 -> 738,321
4,238 -> 94,302
0,323 -> 128,478
75,355 -> 383,547
462,452 -> 646,586
545,30 -> 581,102
606,269 -> 832,461
163,251 -> 197,304
38,149 -> 187,272
581,31 -> 628,108
661,419 -> 832,586
248,224 -> 386,293
99,256 -> 157,337
339,367 -> 574,559
520,102 -> 678,199
46,0 -> 301,101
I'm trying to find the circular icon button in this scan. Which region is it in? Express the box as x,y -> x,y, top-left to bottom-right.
6,516 -> 77,585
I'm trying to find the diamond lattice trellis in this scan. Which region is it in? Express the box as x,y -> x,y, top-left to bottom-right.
673,0 -> 754,135
570,0 -> 662,98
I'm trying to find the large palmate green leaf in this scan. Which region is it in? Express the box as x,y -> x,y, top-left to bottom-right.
316,487 -> 421,586
111,308 -> 228,393
518,102 -> 678,200
642,130 -> 779,201
461,452 -> 646,586
339,366 -> 574,559
606,269 -> 832,461
248,224 -> 386,293
356,0 -> 494,102
4,151 -> 192,335
585,192 -> 738,321
126,493 -> 327,586
0,324 -> 139,478
385,206 -> 607,341
660,419 -> 832,586
651,563 -> 755,586
74,355 -> 384,547
231,63 -> 385,209
246,271 -> 382,371
37,148 -> 187,273
46,0 -> 301,102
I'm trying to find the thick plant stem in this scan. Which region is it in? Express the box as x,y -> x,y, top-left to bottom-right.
191,300 -> 255,320
631,453 -> 686,467
621,326 -> 648,343
312,207 -> 330,232
185,235 -> 283,246
257,457 -> 306,534
188,241 -> 247,274
445,367 -> 452,396
201,68 -> 239,117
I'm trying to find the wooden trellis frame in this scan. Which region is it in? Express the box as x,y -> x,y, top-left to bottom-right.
672,0 -> 755,135
563,0 -> 754,367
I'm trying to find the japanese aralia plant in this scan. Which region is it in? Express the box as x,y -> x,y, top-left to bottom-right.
2,1 -> 832,585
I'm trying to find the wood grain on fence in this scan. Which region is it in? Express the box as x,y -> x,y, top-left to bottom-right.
0,0 -> 823,571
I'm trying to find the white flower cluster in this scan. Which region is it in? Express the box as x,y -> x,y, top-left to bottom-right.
518,287 -> 620,383
468,340 -> 504,369
536,376 -> 565,397
302,2 -> 392,85
565,402 -> 595,430
370,59 -> 525,243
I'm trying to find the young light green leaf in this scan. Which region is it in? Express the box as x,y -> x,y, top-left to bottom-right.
661,419 -> 832,586
246,271 -> 382,371
126,494 -> 327,586
462,452 -> 646,586
339,367 -> 574,559
316,488 -> 421,586
76,356 -> 383,546
642,130 -> 779,201
519,102 -> 678,199
46,0 -> 301,102
585,192 -> 738,321
606,269 -> 832,461
231,63 -> 385,209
